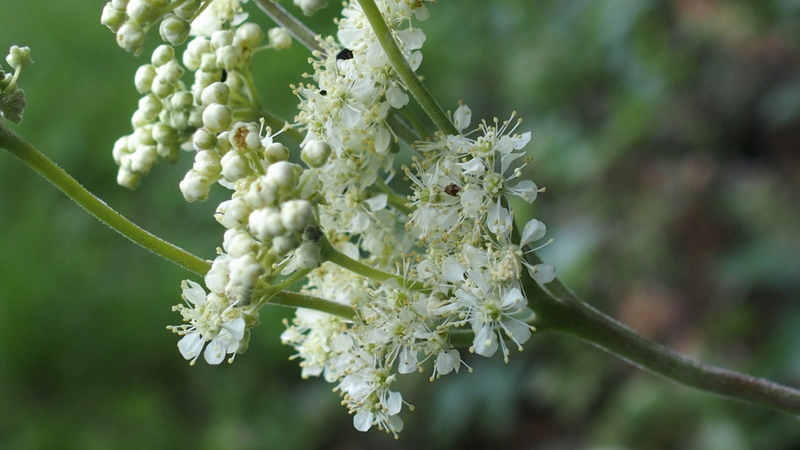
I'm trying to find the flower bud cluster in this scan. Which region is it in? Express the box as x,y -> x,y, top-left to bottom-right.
171,114 -> 323,364
102,0 -> 206,55
112,17 -> 269,189
0,46 -> 32,124
112,44 -> 196,189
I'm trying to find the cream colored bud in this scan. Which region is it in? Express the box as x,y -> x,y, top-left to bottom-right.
268,27 -> 292,50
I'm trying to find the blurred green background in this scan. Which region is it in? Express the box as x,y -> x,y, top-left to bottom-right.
2,0 -> 800,448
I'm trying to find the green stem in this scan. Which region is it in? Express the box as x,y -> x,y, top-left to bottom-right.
373,178 -> 412,216
268,290 -> 355,319
318,233 -> 428,292
259,268 -> 312,300
359,0 -> 458,136
0,122 -> 211,276
386,112 -> 421,148
252,0 -> 322,54
518,255 -> 800,416
399,105 -> 431,141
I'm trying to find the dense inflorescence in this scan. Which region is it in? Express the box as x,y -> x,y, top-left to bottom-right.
103,0 -> 553,436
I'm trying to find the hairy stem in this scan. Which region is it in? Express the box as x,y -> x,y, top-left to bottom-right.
268,290 -> 356,319
358,0 -> 458,136
0,122 -> 211,276
318,233 -> 428,292
518,254 -> 800,416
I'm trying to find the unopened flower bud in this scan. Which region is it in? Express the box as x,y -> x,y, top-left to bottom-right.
237,23 -> 264,48
193,150 -> 222,178
160,15 -> 191,46
158,60 -> 184,83
179,170 -> 211,202
280,200 -> 314,232
220,151 -> 249,182
192,127 -> 217,150
216,46 -> 240,70
126,0 -> 161,24
130,145 -> 158,173
266,161 -> 300,188
117,168 -> 142,190
229,122 -> 261,150
134,64 -> 156,93
169,90 -> 194,110
151,44 -> 174,67
152,122 -> 178,145
227,254 -> 262,291
248,208 -> 284,241
150,75 -> 175,98
202,103 -> 232,133
174,0 -> 201,20
116,22 -> 146,55
293,0 -> 328,16
201,82 -> 230,106
223,229 -> 257,258
138,93 -> 162,121
211,30 -> 235,48
268,27 -> 292,50
301,140 -> 331,168
101,3 -> 126,32
264,142 -> 288,161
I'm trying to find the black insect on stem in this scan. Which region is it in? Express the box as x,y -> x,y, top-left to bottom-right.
220,69 -> 228,83
336,49 -> 354,60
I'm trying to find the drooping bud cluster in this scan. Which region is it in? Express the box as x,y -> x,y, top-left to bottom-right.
112,3 -> 287,189
0,45 -> 32,124
102,0 -> 208,55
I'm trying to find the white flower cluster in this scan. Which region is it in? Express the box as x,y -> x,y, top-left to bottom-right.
293,0 -> 428,266
105,0 -> 555,437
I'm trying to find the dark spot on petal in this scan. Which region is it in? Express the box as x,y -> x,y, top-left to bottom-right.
336,49 -> 354,60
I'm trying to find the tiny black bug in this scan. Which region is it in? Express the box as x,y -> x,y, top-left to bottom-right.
336,49 -> 354,60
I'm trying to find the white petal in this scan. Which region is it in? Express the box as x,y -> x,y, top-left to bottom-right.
353,410 -> 374,432
503,319 -> 532,345
435,349 -> 460,375
364,193 -> 388,212
453,104 -> 472,132
511,179 -> 538,203
385,85 -> 409,109
458,157 -> 484,176
520,219 -> 546,246
472,324 -> 498,357
222,317 -> 246,341
441,257 -> 465,283
385,390 -> 403,415
203,338 -> 226,365
512,131 -> 531,150
177,332 -> 205,361
397,347 -> 418,374
501,287 -> 525,310
528,263 -> 556,284
181,280 -> 207,306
